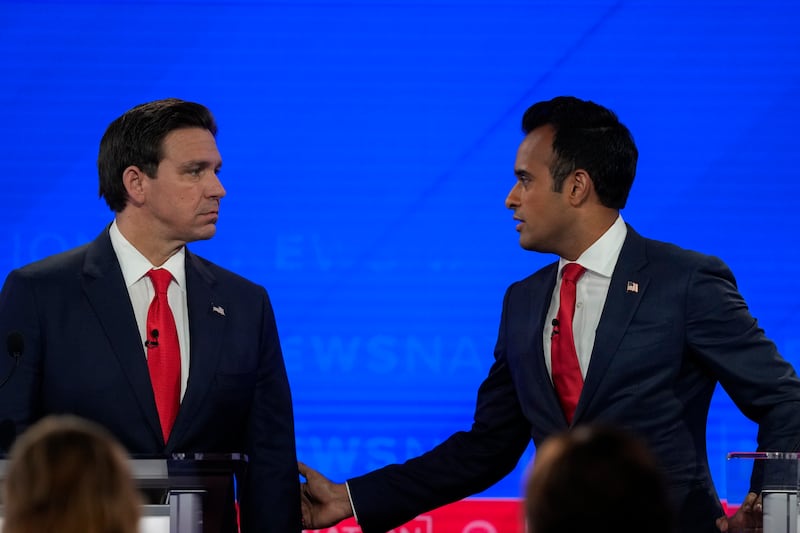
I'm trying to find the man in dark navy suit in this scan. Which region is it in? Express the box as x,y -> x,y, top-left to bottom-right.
0,98 -> 301,532
298,96 -> 800,533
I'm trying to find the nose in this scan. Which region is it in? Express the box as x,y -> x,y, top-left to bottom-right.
209,172 -> 226,199
505,182 -> 520,210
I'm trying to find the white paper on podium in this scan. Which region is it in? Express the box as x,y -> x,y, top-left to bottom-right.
1,516 -> 169,533
1,504 -> 173,533
140,515 -> 170,533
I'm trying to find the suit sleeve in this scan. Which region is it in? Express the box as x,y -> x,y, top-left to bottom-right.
240,288 -> 302,533
686,255 -> 800,453
0,269 -> 43,451
347,287 -> 532,533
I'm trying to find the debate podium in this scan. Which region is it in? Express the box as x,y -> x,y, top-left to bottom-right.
0,453 -> 248,533
727,452 -> 800,533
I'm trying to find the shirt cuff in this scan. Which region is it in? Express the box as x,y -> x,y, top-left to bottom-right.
345,480 -> 359,523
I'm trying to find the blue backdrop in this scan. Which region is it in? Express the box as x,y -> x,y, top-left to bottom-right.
2,0 -> 799,501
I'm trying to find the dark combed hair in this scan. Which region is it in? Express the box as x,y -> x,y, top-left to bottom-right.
521,96 -> 638,209
97,98 -> 218,212
527,425 -> 673,533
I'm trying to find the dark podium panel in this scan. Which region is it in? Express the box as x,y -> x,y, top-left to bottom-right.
0,453 -> 248,533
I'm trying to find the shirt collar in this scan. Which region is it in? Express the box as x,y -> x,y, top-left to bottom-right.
558,215 -> 627,278
109,220 -> 186,289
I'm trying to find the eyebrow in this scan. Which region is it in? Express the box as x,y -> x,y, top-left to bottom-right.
178,160 -> 222,171
514,168 -> 532,178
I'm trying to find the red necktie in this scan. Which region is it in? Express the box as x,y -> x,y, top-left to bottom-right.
146,268 -> 181,442
551,263 -> 586,424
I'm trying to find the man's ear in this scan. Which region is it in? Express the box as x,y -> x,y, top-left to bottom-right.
568,169 -> 593,206
122,166 -> 147,206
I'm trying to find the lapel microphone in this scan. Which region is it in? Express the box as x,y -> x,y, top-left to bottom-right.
0,331 -> 24,389
145,329 -> 160,348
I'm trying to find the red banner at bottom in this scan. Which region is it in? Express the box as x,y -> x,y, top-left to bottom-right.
305,498 -> 525,533
303,496 -> 744,532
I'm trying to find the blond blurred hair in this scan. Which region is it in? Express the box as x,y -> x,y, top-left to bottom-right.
2,415 -> 141,533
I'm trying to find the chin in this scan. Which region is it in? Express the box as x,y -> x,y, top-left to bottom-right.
194,226 -> 218,241
518,237 -> 537,251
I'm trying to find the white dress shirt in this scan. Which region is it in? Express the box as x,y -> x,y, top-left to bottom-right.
543,215 -> 627,379
109,220 -> 191,399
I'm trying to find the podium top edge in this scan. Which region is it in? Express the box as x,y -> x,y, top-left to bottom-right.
727,452 -> 800,460
0,453 -> 249,461
0,453 -> 249,479
136,453 -> 248,462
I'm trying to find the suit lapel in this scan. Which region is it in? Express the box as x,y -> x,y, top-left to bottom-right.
573,226 -> 649,421
167,250 -> 226,449
526,264 -> 570,425
81,229 -> 164,444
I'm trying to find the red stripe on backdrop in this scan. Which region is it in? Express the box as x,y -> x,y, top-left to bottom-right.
304,499 -> 525,533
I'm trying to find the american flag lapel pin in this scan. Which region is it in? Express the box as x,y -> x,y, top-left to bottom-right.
212,304 -> 226,316
626,281 -> 639,293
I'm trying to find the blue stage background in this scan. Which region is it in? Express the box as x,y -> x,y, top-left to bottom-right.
2,0 -> 799,501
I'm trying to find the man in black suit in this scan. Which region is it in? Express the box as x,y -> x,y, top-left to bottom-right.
0,98 -> 301,532
297,96 -> 800,533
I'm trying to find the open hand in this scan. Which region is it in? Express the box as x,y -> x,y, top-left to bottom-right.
298,461 -> 354,529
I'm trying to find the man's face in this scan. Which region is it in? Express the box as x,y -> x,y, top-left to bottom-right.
505,125 -> 572,254
141,127 -> 225,245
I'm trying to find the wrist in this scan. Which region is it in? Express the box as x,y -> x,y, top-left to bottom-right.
340,481 -> 357,520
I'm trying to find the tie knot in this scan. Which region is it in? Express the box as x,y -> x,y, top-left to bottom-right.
561,263 -> 586,283
147,268 -> 173,294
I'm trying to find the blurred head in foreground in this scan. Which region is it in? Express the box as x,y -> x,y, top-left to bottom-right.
2,415 -> 141,533
525,425 -> 673,533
